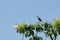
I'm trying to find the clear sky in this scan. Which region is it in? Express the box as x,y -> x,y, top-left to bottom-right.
0,0 -> 60,40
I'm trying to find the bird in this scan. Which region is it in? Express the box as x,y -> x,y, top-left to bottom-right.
36,16 -> 42,22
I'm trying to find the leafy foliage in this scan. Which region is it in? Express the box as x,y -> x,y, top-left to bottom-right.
29,36 -> 43,40
13,23 -> 27,34
34,23 -> 43,32
14,18 -> 60,40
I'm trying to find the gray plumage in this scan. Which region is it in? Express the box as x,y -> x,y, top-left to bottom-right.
36,16 -> 42,22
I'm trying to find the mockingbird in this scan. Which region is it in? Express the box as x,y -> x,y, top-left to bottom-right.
36,16 -> 42,22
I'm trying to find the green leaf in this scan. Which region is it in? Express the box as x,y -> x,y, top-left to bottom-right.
36,26 -> 43,32
52,18 -> 60,28
46,31 -> 52,36
25,30 -> 34,37
29,36 -> 43,40
29,24 -> 35,30
34,23 -> 41,27
14,23 -> 27,34
44,22 -> 49,30
25,31 -> 30,37
34,23 -> 43,32
58,30 -> 60,34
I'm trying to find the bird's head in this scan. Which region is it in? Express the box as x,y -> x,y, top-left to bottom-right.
36,16 -> 39,17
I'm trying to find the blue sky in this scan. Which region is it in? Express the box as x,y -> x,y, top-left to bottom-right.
0,0 -> 60,40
